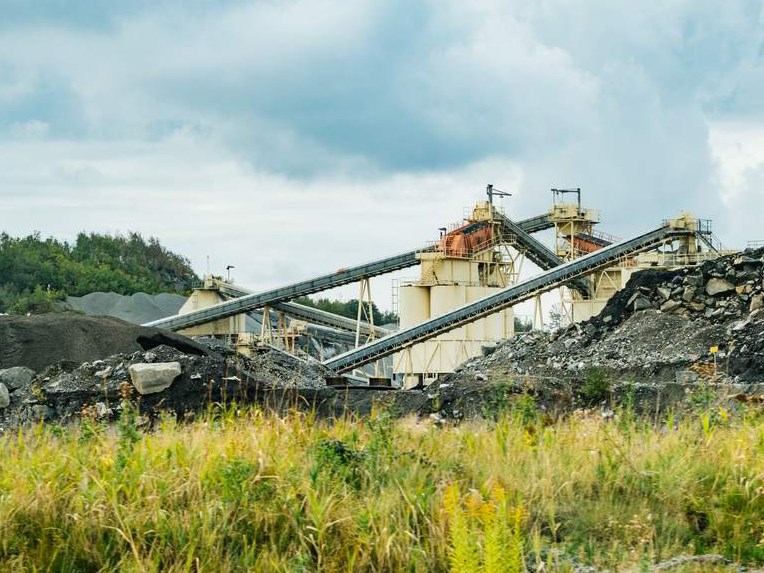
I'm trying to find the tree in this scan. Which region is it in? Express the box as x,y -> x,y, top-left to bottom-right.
548,303 -> 564,331
0,232 -> 200,314
294,296 -> 399,325
514,316 -> 533,332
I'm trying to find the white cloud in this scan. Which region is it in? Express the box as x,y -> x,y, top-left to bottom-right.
710,121 -> 764,246
0,132 -> 524,305
1,0 -> 763,310
10,119 -> 49,138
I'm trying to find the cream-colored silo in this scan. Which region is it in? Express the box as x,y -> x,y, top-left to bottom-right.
398,285 -> 430,328
393,202 -> 519,386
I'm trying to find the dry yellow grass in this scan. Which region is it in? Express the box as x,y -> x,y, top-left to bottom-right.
0,400 -> 763,572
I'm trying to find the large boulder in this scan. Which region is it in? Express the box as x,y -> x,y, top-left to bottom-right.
0,366 -> 36,391
660,300 -> 682,313
129,362 -> 182,395
705,278 -> 735,297
0,383 -> 9,408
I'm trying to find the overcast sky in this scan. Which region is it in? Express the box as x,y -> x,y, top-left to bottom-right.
1,0 -> 763,310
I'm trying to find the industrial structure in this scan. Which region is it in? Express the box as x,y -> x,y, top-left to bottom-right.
145,186 -> 727,388
393,197 -> 515,388
545,188 -> 727,324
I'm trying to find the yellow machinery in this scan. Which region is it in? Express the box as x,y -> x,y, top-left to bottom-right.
176,275 -> 258,356
548,191 -> 732,324
393,199 -> 516,388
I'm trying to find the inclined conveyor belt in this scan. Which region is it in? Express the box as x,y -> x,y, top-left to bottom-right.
144,250 -> 420,331
142,212 -> 560,332
514,212 -> 554,233
575,232 -> 612,248
322,224 -> 691,373
215,281 -> 391,339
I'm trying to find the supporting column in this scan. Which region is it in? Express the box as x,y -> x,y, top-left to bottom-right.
260,306 -> 273,343
533,294 -> 544,331
355,278 -> 376,348
278,311 -> 292,352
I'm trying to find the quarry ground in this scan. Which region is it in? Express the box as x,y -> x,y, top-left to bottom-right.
1,247 -> 763,432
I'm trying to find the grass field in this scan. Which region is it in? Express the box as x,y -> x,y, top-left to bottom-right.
1,397 -> 763,572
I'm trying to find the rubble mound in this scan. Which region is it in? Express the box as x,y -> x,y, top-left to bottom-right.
593,247 -> 764,329
0,312 -> 368,432
432,247 -> 764,417
0,339 -> 333,431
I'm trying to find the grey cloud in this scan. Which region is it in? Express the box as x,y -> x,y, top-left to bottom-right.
0,0 -> 250,31
2,0 -> 760,174
718,164 -> 764,246
0,0 -> 761,247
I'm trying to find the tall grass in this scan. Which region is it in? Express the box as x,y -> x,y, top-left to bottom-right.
1,401 -> 763,572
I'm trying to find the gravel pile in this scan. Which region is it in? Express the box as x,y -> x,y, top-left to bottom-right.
415,248 -> 764,419
454,246 -> 764,383
595,247 -> 764,326
64,292 -> 186,324
0,312 -> 207,372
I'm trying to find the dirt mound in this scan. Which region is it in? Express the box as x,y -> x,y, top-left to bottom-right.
0,313 -> 208,372
0,313 -> 340,431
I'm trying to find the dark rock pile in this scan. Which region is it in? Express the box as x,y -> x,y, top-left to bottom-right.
433,247 -> 764,417
0,313 -> 335,432
0,312 -> 209,372
597,248 -> 764,326
0,342 -> 332,432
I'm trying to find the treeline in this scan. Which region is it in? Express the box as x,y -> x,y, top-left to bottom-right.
0,232 -> 199,314
294,297 -> 399,325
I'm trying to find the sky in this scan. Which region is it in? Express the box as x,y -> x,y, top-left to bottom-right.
1,0 -> 763,311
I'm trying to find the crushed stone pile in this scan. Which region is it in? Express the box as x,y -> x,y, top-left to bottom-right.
0,343 -> 331,431
593,248 -> 764,327
64,292 -> 186,324
0,312 -> 207,372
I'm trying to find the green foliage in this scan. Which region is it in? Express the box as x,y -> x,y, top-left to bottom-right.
0,231 -> 199,313
514,316 -> 533,332
312,438 -> 365,489
481,380 -> 514,421
295,295 -> 398,325
579,367 -> 612,405
208,457 -> 275,504
115,401 -> 142,472
4,408 -> 764,571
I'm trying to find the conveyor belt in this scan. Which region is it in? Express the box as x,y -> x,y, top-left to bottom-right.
575,232 -> 612,248
144,250 -> 420,331
244,305 -> 359,346
515,212 -> 554,233
143,212 -> 558,332
215,281 -> 391,339
322,224 -> 691,373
